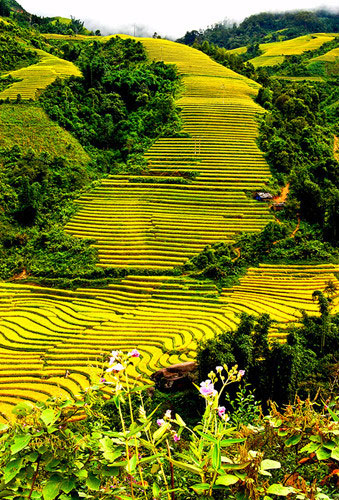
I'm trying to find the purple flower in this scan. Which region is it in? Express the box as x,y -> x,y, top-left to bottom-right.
109,350 -> 122,363
128,349 -> 140,358
173,433 -> 180,442
218,406 -> 226,417
199,379 -> 217,397
157,419 -> 165,426
106,363 -> 125,373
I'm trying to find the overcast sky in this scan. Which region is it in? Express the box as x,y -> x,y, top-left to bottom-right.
19,0 -> 339,39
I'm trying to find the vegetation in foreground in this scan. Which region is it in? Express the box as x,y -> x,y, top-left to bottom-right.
0,351 -> 338,499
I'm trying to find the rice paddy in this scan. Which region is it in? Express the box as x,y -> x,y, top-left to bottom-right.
0,264 -> 337,419
0,104 -> 89,163
0,49 -> 81,100
227,33 -> 339,68
0,36 -> 336,419
65,38 -> 273,269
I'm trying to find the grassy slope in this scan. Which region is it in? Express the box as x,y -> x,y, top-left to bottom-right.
0,103 -> 89,164
227,33 -> 338,67
0,31 -> 337,416
0,49 -> 81,100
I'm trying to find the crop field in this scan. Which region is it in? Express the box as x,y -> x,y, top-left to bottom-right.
0,104 -> 89,163
220,264 -> 339,339
310,46 -> 339,62
65,38 -> 273,269
227,33 -> 338,67
0,49 -> 81,100
0,264 -> 338,419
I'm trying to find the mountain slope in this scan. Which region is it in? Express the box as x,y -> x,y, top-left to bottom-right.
64,37 -> 273,269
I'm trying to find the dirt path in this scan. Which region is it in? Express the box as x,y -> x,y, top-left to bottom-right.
274,183 -> 290,203
334,135 -> 339,162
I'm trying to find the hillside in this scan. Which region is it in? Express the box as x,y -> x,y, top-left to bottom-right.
0,24 -> 337,418
227,32 -> 339,68
0,8 -> 337,422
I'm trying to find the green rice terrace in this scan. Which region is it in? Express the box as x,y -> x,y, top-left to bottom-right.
0,35 -> 338,421
0,264 -> 338,419
64,38 -> 273,269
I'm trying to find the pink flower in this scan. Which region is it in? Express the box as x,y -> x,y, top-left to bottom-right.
199,380 -> 217,397
218,406 -> 226,417
216,366 -> 223,373
128,349 -> 140,358
173,433 -> 180,442
239,370 -> 245,377
100,378 -> 106,383
164,410 -> 172,419
157,419 -> 165,426
106,363 -> 125,373
109,351 -> 122,363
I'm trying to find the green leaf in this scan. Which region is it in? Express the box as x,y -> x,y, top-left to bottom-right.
331,446 -> 339,461
60,478 -> 76,494
126,454 -> 137,474
0,423 -> 8,432
86,473 -> 100,491
76,470 -> 88,480
40,409 -> 59,427
316,447 -> 332,461
152,482 -> 160,498
11,434 -> 31,454
285,434 -> 302,447
43,479 -> 61,500
216,474 -> 239,486
195,430 -> 217,443
212,443 -> 221,470
175,413 -> 186,427
222,462 -> 251,470
12,401 -> 33,416
267,484 -> 295,496
4,458 -> 23,484
260,459 -> 281,470
191,483 -> 210,493
169,458 -> 202,475
299,442 -> 320,454
327,407 -> 339,422
27,452 -> 39,462
220,438 -> 245,447
153,422 -> 171,442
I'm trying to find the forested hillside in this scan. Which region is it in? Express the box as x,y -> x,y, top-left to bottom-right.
0,7 -> 338,498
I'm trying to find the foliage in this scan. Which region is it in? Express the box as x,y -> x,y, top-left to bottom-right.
0,350 -> 337,499
40,36 -> 183,168
0,145 -> 98,280
0,32 -> 38,71
257,78 -> 339,244
177,10 -> 339,50
197,292 -> 339,406
183,221 -> 337,288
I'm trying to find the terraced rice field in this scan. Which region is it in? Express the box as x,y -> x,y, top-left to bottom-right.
228,33 -> 338,67
0,264 -> 338,419
0,104 -> 89,163
0,49 -> 81,100
65,38 -> 273,269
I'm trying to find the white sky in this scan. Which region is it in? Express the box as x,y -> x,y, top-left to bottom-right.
19,0 -> 339,39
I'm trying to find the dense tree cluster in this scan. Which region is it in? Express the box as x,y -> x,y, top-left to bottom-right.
0,32 -> 38,70
197,293 -> 339,406
41,37 -> 183,167
177,10 -> 339,49
257,80 -> 339,243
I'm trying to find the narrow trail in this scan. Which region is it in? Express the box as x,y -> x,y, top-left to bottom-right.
334,135 -> 339,162
274,183 -> 290,203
